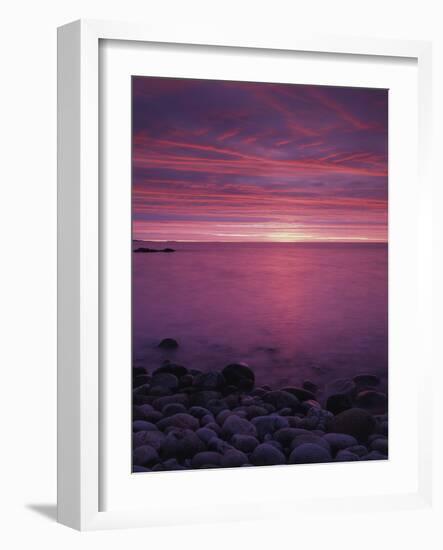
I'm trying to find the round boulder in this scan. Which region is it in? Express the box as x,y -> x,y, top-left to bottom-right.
289,443 -> 331,464
222,362 -> 255,391
221,415 -> 257,439
250,443 -> 286,466
263,390 -> 300,410
133,444 -> 159,467
157,413 -> 199,431
158,338 -> 179,350
328,408 -> 376,441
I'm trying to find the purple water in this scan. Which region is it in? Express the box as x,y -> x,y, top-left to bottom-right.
132,242 -> 388,389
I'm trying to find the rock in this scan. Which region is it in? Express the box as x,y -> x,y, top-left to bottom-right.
323,433 -> 358,453
191,451 -> 223,468
133,374 -> 152,388
231,434 -> 259,453
222,362 -> 255,391
158,338 -> 179,350
335,450 -> 360,462
282,387 -> 316,402
193,372 -> 225,390
250,443 -> 286,466
133,444 -> 159,467
207,398 -> 229,416
252,415 -> 289,439
207,437 -> 233,454
133,404 -> 155,420
200,414 -> 216,427
195,427 -> 218,444
302,400 -> 322,411
191,390 -> 221,407
365,450 -> 388,460
328,408 -> 376,441
273,428 -> 300,447
303,380 -> 318,394
290,434 -> 330,452
355,391 -> 387,414
325,378 -> 355,398
370,437 -> 388,454
162,403 -> 187,416
326,393 -> 353,415
160,429 -> 205,460
132,465 -> 150,473
142,411 -> 164,423
221,449 -> 249,467
132,420 -> 158,433
158,413 -> 200,431
299,407 -> 332,431
133,384 -> 152,397
221,415 -> 257,439
188,406 -> 211,419
216,409 -> 232,426
153,393 -> 189,410
133,366 -> 147,378
245,405 -> 269,419
133,430 -> 165,450
263,390 -> 300,410
203,422 -> 221,434
289,443 -> 331,464
180,374 -> 194,387
162,459 -> 186,471
151,372 -> 179,392
346,445 -> 368,457
154,363 -> 188,377
278,407 -> 293,416
353,374 -> 380,388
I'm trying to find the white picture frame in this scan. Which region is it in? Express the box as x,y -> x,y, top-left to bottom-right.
57,19 -> 434,531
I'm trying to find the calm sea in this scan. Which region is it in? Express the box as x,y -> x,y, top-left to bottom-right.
132,242 -> 388,389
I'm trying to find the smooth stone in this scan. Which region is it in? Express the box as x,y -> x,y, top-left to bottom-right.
221,449 -> 249,467
142,411 -> 163,423
290,433 -> 330,452
133,394 -> 156,406
216,409 -> 232,426
200,414 -> 216,427
282,386 -> 316,402
335,450 -> 360,462
252,415 -> 289,439
195,427 -> 218,444
159,429 -> 205,460
193,371 -> 225,390
328,408 -> 376,441
133,444 -> 159,467
162,459 -> 186,471
133,404 -> 155,420
157,413 -> 199,431
370,438 -> 388,454
132,384 -> 152,397
326,393 -> 353,415
263,390 -> 300,410
189,406 -> 211,419
207,398 -> 229,416
365,450 -> 388,460
154,363 -> 188,377
153,393 -> 189,411
353,374 -> 380,387
323,433 -> 358,453
231,434 -> 259,453
162,403 -> 187,416
278,407 -> 293,416
151,372 -> 179,392
222,415 -> 257,439
207,437 -> 233,453
302,380 -> 318,394
132,420 -> 158,433
250,443 -> 286,466
289,443 -> 331,464
222,362 -> 255,391
302,400 -> 322,411
133,374 -> 152,388
191,451 -> 223,468
273,427 -> 300,447
191,390 -> 221,407
133,366 -> 147,378
203,422 -> 221,434
355,390 -> 387,414
180,374 -> 194,387
325,378 -> 355,398
245,405 -> 269,419
158,338 -> 179,350
133,430 -> 165,450
346,445 -> 368,457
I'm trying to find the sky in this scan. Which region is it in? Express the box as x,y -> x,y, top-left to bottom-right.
132,77 -> 388,242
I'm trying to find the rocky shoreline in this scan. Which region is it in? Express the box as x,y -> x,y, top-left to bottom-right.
133,339 -> 388,472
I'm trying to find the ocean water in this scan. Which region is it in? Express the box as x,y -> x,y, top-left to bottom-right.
132,242 -> 388,389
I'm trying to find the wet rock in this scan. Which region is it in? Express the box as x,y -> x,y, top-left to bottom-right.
250,443 -> 286,466
231,434 -> 259,453
160,429 -> 205,460
203,422 -> 221,434
221,449 -> 249,468
335,450 -> 360,462
193,372 -> 225,390
355,391 -> 387,414
207,398 -> 229,416
282,387 -> 316,402
157,413 -> 199,431
132,420 -> 158,433
328,408 -> 376,441
263,390 -> 300,410
289,443 -> 331,464
158,338 -> 179,350
191,451 -> 223,468
326,393 -> 353,415
222,362 -> 255,391
133,444 -> 159,467
133,430 -> 166,451
252,415 -> 289,439
222,415 -> 257,439
323,433 -> 358,453
162,403 -> 187,416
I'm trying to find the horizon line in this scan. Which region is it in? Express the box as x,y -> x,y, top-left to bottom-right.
133,238 -> 388,244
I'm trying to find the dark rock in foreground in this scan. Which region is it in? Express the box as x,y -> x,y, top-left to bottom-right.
158,338 -> 179,350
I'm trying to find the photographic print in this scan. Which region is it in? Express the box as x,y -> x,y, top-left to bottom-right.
131,76 -> 388,472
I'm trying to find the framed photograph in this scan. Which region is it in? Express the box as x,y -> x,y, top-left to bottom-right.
57,20 -> 434,530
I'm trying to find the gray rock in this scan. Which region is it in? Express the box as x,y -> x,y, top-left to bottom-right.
132,420 -> 158,433
133,444 -> 159,467
200,414 -> 216,427
221,449 -> 249,468
323,433 -> 358,453
250,443 -> 286,466
153,363 -> 187,377
207,437 -> 233,453
157,413 -> 199,431
302,380 -> 318,394
252,415 -> 289,439
245,405 -> 269,419
216,409 -> 232,426
289,443 -> 331,464
222,415 -> 257,439
162,459 -> 186,471
132,465 -> 150,473
191,451 -> 223,468
231,434 -> 259,453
